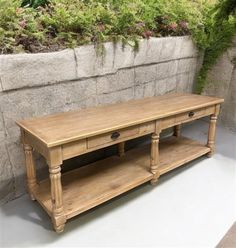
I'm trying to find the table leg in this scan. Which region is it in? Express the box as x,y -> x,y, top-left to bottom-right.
49,164 -> 66,233
207,114 -> 218,157
150,133 -> 160,185
118,142 -> 125,157
23,144 -> 38,200
173,124 -> 181,137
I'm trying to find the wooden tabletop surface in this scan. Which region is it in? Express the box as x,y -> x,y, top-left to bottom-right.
16,93 -> 224,147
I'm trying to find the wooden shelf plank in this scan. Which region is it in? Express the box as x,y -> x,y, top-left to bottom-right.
34,136 -> 210,219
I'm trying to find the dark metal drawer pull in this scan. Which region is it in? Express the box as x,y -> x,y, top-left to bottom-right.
111,132 -> 120,140
188,111 -> 195,117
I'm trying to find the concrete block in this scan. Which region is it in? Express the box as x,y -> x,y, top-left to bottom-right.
97,69 -> 135,94
135,65 -> 157,85
166,76 -> 177,93
227,47 -> 236,61
0,78 -> 97,131
0,78 -> 3,92
75,43 -> 117,78
159,37 -> 177,61
176,73 -> 190,93
5,138 -> 26,198
95,42 -> 116,76
177,58 -> 197,74
203,52 -> 234,97
156,61 -> 178,80
0,143 -> 14,204
97,88 -> 134,106
114,43 -> 134,69
156,79 -> 167,96
0,113 -> 6,142
188,72 -> 196,92
220,68 -> 236,132
0,49 -> 77,91
74,44 -> 97,78
179,36 -> 198,58
134,81 -> 156,99
134,39 -> 148,66
145,38 -> 163,64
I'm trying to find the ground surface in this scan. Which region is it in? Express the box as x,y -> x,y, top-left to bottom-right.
0,120 -> 235,248
217,222 -> 236,248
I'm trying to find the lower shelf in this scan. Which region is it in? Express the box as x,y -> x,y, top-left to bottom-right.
34,136 -> 210,219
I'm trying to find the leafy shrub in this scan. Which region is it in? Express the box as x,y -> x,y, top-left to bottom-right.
0,0 -> 235,92
21,0 -> 48,8
195,0 -> 236,93
0,0 -> 213,54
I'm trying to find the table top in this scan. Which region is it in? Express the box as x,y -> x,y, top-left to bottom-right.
16,93 -> 224,147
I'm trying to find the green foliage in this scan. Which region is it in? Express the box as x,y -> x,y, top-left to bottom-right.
0,0 -> 235,92
21,0 -> 48,8
195,0 -> 236,93
0,0 -> 209,54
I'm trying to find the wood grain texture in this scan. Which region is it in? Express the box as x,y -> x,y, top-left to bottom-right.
34,136 -> 210,220
23,144 -> 38,200
16,93 -> 224,147
173,125 -> 181,137
118,142 -> 125,157
49,164 -> 66,233
150,133 -> 160,185
207,115 -> 218,157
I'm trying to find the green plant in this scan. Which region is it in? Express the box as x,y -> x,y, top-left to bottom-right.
0,0 -> 211,54
0,0 -> 235,93
195,0 -> 236,93
21,0 -> 48,8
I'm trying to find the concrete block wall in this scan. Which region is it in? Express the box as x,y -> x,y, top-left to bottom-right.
0,36 -> 201,204
203,38 -> 236,132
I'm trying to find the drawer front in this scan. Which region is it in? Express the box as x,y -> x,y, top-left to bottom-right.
161,116 -> 176,129
161,106 -> 216,129
62,139 -> 87,160
87,126 -> 139,149
175,106 -> 215,124
139,121 -> 155,135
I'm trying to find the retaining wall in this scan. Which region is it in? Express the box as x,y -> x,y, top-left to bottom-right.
0,36 -> 201,204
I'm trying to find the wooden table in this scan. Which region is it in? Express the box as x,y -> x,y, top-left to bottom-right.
16,93 -> 224,233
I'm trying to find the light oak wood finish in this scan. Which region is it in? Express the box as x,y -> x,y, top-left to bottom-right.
118,142 -> 125,157
150,133 -> 160,185
207,104 -> 220,157
23,144 -> 38,200
207,115 -> 218,157
16,93 -> 224,232
173,125 -> 181,137
33,136 -> 210,219
49,164 -> 66,233
16,94 -> 223,148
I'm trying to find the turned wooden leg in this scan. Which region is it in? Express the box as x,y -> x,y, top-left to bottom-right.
150,133 -> 160,185
173,124 -> 181,137
118,142 -> 125,157
49,164 -> 66,233
207,114 -> 217,157
23,144 -> 38,200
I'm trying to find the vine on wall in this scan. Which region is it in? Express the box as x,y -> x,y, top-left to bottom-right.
195,0 -> 236,93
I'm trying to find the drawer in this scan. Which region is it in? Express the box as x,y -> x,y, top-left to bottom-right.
161,116 -> 176,129
139,121 -> 155,135
87,126 -> 139,149
62,139 -> 87,160
175,106 -> 215,124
